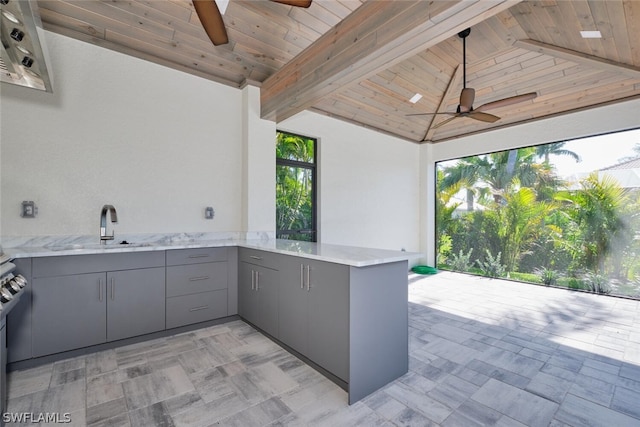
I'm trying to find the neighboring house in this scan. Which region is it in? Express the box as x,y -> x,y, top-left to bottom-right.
565,157 -> 640,190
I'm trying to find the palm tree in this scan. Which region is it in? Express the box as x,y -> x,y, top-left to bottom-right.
495,187 -> 555,272
556,173 -> 628,273
535,141 -> 581,164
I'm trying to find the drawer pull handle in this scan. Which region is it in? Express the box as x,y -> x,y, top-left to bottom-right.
249,255 -> 262,260
189,276 -> 210,282
188,254 -> 210,259
189,305 -> 209,312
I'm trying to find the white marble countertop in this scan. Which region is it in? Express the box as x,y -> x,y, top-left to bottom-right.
4,237 -> 421,267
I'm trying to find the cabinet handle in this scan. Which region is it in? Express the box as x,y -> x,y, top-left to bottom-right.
300,264 -> 304,289
250,255 -> 262,260
189,276 -> 210,282
98,279 -> 103,302
255,270 -> 260,290
189,305 -> 209,312
188,254 -> 209,259
306,265 -> 311,291
251,270 -> 255,290
110,277 -> 115,301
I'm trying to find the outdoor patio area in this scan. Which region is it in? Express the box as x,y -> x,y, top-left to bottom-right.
399,270 -> 640,426
6,271 -> 640,426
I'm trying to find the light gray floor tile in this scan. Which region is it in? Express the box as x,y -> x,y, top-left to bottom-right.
611,385 -> 640,420
556,393 -> 640,427
471,378 -> 558,427
569,373 -> 615,406
525,371 -> 573,403
122,365 -> 195,410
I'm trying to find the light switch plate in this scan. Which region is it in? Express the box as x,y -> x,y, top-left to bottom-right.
205,206 -> 215,219
21,201 -> 37,218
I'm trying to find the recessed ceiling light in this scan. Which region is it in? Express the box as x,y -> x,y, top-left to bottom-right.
409,93 -> 422,104
580,30 -> 602,39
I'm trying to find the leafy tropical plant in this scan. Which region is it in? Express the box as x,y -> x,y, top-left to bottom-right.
582,272 -> 611,295
449,248 -> 474,272
534,267 -> 560,286
555,173 -> 628,273
476,250 -> 506,278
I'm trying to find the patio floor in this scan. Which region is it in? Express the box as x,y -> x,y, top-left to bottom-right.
6,271 -> 640,426
397,270 -> 640,426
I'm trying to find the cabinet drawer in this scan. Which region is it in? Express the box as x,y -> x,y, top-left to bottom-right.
166,290 -> 227,328
238,248 -> 279,270
166,247 -> 227,266
33,252 -> 165,278
166,262 -> 227,297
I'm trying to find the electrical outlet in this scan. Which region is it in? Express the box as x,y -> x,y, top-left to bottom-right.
21,201 -> 37,218
205,207 -> 215,219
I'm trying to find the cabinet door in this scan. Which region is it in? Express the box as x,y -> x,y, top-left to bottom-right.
277,258 -> 309,355
307,260 -> 350,381
107,267 -> 165,342
238,262 -> 258,326
255,265 -> 278,338
32,273 -> 107,357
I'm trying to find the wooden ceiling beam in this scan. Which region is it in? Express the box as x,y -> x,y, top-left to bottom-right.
514,39 -> 640,80
260,0 -> 521,122
422,64 -> 463,143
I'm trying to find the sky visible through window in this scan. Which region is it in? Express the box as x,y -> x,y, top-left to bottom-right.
550,128 -> 640,176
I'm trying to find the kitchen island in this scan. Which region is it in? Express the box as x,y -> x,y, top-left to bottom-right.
5,237 -> 419,404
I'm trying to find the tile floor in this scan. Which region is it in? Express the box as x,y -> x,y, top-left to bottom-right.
6,271 -> 640,426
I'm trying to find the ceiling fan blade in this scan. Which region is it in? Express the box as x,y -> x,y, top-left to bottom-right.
406,112 -> 456,117
432,115 -> 460,129
459,88 -> 475,112
270,0 -> 312,7
193,0 -> 229,46
469,111 -> 500,123
476,92 -> 537,112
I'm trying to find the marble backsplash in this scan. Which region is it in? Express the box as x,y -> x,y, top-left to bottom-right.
1,231 -> 275,249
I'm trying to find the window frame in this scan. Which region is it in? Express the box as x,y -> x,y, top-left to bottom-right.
276,130 -> 318,242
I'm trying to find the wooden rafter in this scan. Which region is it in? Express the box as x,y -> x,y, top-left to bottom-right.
260,0 -> 521,122
422,65 -> 463,143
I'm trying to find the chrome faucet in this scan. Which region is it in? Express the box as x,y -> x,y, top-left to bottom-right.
100,204 -> 118,244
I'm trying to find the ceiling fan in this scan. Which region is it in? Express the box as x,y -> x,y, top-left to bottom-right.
408,28 -> 537,129
193,0 -> 312,46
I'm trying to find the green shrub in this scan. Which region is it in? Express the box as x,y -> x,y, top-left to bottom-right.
450,248 -> 474,272
534,267 -> 560,286
582,273 -> 611,295
508,272 -> 541,283
476,250 -> 506,278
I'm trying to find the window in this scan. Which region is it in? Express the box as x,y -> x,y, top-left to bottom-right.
276,131 -> 317,242
435,128 -> 640,299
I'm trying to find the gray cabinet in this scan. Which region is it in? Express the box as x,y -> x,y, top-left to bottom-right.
278,257 -> 349,381
30,252 -> 165,357
32,272 -> 107,357
165,248 -> 228,329
238,251 -> 279,338
306,259 -> 349,381
107,268 -> 165,341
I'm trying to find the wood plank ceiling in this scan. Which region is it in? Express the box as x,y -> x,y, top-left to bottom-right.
36,0 -> 640,143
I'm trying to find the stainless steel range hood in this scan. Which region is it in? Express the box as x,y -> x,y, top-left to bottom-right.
0,0 -> 52,92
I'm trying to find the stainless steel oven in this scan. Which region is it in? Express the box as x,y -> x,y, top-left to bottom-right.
0,247 -> 28,418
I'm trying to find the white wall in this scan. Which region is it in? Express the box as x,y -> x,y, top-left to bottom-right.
280,111 -> 421,252
421,97 -> 640,265
1,32 -> 244,237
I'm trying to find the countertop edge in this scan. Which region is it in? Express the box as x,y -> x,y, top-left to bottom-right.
5,240 -> 422,268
